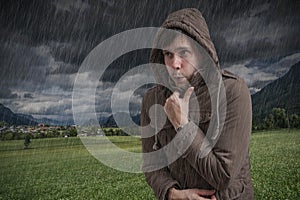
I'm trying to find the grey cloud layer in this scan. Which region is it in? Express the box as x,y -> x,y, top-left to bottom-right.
0,0 -> 299,120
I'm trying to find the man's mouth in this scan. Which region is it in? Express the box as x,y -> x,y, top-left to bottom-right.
173,72 -> 184,78
172,74 -> 186,82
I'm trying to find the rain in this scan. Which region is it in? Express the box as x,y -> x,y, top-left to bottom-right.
0,0 -> 299,199
0,0 -> 299,122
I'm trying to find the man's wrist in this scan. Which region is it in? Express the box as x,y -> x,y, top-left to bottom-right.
167,188 -> 177,200
175,119 -> 189,131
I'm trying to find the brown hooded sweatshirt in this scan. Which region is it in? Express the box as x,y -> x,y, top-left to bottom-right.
141,8 -> 254,200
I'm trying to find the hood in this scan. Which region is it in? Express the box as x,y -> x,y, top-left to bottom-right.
148,8 -> 226,152
150,8 -> 220,90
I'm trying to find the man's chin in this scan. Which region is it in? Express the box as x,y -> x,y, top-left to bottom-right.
174,82 -> 189,90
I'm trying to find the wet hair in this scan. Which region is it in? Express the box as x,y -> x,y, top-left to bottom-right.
156,28 -> 197,50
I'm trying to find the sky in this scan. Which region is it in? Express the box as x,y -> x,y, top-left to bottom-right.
0,0 -> 299,123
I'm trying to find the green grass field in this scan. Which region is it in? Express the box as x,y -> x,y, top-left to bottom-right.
0,129 -> 299,199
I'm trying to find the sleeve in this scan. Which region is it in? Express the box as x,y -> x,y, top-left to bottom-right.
172,79 -> 252,190
141,91 -> 181,200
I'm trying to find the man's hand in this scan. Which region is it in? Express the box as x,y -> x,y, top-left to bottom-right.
168,188 -> 216,200
164,87 -> 194,130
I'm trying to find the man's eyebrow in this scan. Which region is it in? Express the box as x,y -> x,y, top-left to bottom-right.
162,49 -> 172,54
174,46 -> 191,51
163,46 -> 191,52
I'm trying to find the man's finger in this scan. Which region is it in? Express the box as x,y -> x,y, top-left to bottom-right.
194,189 -> 215,196
168,91 -> 179,103
183,87 -> 194,102
173,91 -> 180,97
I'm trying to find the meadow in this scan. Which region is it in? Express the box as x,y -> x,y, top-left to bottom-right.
0,129 -> 299,199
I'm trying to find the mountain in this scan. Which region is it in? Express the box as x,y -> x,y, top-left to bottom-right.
101,112 -> 140,127
35,117 -> 74,126
251,62 -> 300,123
0,104 -> 38,125
0,104 -> 74,126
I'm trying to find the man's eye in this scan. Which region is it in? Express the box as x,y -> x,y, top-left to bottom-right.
178,50 -> 189,57
163,51 -> 173,58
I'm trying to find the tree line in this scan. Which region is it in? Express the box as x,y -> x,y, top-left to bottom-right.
252,108 -> 300,131
1,107 -> 299,141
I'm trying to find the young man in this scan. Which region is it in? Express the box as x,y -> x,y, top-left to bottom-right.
141,8 -> 254,200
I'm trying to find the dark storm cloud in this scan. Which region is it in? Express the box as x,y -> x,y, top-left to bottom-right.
0,41 -> 51,89
0,0 -> 299,120
205,0 -> 300,65
1,0 -> 298,70
1,0 -> 98,67
49,62 -> 79,75
23,93 -> 33,98
0,87 -> 18,99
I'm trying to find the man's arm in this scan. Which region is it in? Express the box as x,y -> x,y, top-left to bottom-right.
168,188 -> 216,200
141,90 -> 180,200
184,79 -> 252,190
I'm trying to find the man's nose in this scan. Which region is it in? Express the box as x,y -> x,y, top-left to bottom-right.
170,54 -> 181,70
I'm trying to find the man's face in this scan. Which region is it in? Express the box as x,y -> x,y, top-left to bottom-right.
163,35 -> 201,89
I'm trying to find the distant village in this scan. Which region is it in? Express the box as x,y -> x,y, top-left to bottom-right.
0,121 -> 134,141
0,122 -> 78,140
0,123 -> 72,134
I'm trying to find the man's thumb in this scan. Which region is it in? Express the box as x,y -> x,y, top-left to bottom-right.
195,189 -> 215,196
183,87 -> 194,102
